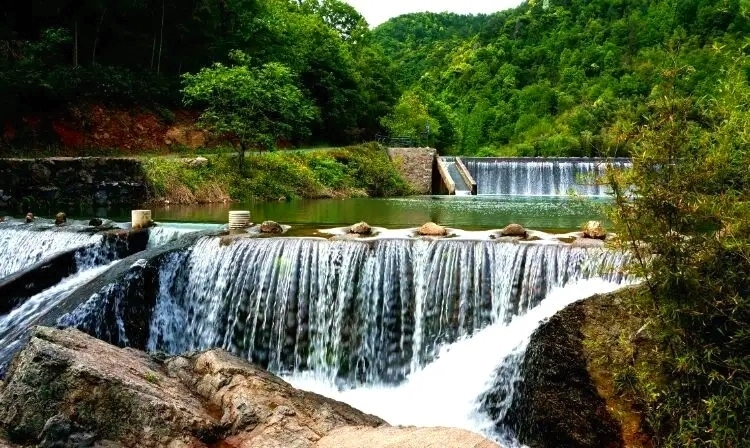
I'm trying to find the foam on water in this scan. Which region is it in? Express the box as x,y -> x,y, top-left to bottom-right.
286,278 -> 628,444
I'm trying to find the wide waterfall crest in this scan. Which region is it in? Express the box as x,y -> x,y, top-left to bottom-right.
0,224 -> 106,278
462,158 -> 631,196
143,236 -> 630,383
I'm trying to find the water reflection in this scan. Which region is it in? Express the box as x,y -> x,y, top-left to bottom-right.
147,196 -> 607,232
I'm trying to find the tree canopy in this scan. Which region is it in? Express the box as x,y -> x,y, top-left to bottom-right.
372,0 -> 750,156
182,52 -> 317,164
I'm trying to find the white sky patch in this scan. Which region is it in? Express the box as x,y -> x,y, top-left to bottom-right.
344,0 -> 526,27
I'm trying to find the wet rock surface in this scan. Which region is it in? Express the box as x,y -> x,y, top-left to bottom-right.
316,426 -> 500,447
417,222 -> 448,236
0,327 -> 384,448
500,223 -> 527,238
260,220 -> 284,234
582,220 -> 607,240
0,327 -> 499,448
482,295 -> 623,448
347,221 -> 372,235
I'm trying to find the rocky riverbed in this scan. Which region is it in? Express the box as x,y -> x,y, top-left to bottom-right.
0,327 -> 498,448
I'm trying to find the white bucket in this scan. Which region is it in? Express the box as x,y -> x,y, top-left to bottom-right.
228,210 -> 251,229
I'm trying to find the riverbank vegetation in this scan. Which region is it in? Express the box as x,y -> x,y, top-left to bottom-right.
601,54 -> 750,446
143,144 -> 411,203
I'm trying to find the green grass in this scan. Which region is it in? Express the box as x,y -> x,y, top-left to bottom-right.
142,143 -> 412,203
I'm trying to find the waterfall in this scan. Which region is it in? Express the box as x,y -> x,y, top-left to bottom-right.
462,158 -> 631,196
0,262 -> 116,372
51,235 -> 634,443
0,223 -> 106,279
128,237 -> 632,383
286,278 -> 629,446
146,223 -> 224,249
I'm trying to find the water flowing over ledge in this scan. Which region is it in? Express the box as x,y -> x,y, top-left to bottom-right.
0,222 -> 106,279
286,279 -> 630,445
460,158 -> 632,196
65,236 -> 632,385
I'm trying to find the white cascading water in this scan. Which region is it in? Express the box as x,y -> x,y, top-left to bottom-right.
146,223 -> 224,249
0,262 -> 117,371
461,158 -> 632,196
286,278 -> 629,445
0,223 -> 105,278
144,237 -> 631,383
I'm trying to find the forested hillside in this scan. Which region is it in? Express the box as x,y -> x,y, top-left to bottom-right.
372,0 -> 750,156
0,0 -> 398,149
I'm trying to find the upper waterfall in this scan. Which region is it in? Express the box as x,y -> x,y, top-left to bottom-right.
0,222 -> 106,279
460,158 -> 631,196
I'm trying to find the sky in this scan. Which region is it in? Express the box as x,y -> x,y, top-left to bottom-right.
343,0 -> 526,27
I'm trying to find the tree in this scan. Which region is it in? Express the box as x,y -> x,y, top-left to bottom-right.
182,51 -> 318,170
380,90 -> 440,146
606,54 -> 750,446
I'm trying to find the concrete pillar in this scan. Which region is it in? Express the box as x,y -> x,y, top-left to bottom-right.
131,210 -> 152,229
228,210 -> 251,230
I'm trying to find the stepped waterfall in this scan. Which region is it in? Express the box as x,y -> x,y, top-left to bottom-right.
0,223 -> 108,279
57,235 -> 632,443
462,158 -> 632,196
65,236 -> 631,384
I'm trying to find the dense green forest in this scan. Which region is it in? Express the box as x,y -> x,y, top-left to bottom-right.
0,0 -> 398,147
2,0 -> 748,156
372,1 -> 750,156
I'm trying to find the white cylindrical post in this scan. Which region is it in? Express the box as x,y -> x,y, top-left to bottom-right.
131,210 -> 152,229
228,210 -> 251,230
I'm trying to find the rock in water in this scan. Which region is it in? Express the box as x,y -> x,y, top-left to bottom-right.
417,222 -> 448,236
500,223 -> 527,238
582,220 -> 606,240
348,221 -> 372,235
260,220 -> 284,234
54,212 -> 67,226
0,328 -> 499,448
89,218 -> 103,227
483,297 -> 623,448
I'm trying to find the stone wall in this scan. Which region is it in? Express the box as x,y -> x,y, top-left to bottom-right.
387,147 -> 436,195
0,157 -> 148,212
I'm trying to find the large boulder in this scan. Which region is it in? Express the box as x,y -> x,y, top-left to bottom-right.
0,328 -> 499,448
417,222 -> 448,237
481,296 -> 623,448
348,222 -> 372,236
582,221 -> 607,240
500,224 -> 527,238
316,426 -> 499,448
0,327 -> 384,448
